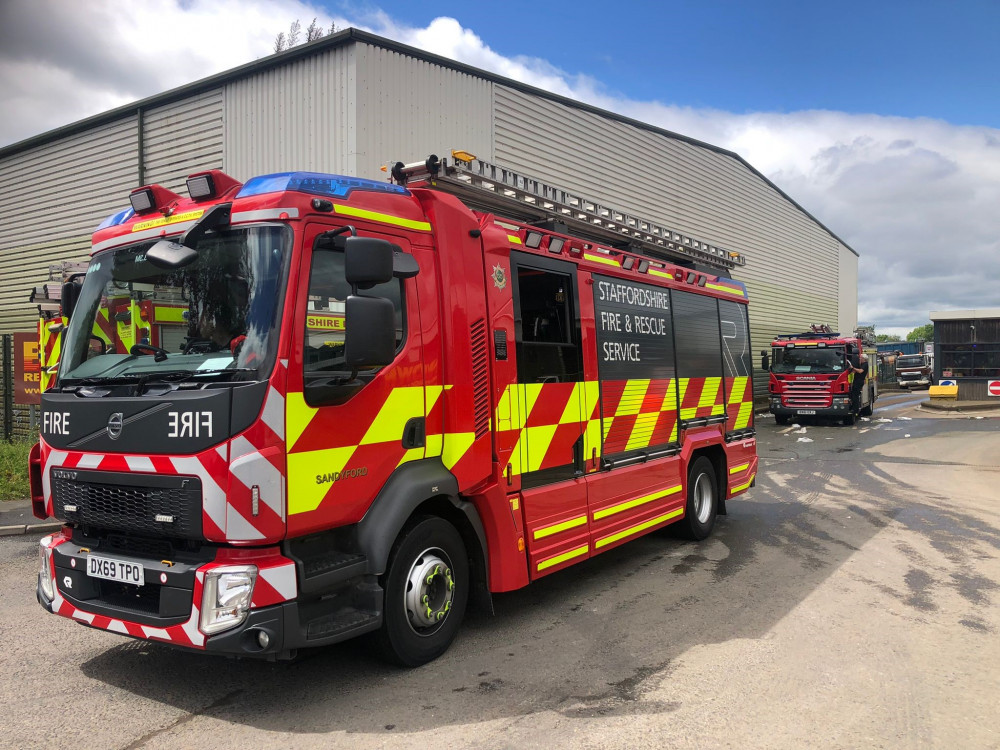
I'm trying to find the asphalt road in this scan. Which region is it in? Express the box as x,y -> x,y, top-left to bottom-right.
2,391 -> 998,749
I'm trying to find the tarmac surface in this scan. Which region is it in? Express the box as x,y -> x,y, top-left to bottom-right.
1,390 -> 999,749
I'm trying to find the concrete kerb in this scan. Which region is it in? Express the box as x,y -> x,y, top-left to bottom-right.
0,498 -> 61,536
920,399 -> 1000,413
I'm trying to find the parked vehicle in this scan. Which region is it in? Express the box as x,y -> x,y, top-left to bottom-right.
764,325 -> 877,426
32,152 -> 757,665
896,354 -> 934,388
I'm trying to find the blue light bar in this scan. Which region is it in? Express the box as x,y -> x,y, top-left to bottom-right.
95,206 -> 135,231
236,172 -> 410,200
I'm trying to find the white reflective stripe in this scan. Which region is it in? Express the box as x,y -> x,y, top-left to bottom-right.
260,563 -> 297,601
261,386 -> 285,440
125,456 -> 155,472
77,454 -> 104,469
229,437 -> 284,519
170,456 -> 226,534
142,626 -> 170,640
91,221 -> 199,254
107,620 -> 129,634
41,450 -> 69,510
231,208 -> 300,222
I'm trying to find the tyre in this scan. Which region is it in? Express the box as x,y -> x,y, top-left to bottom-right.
676,456 -> 719,541
376,516 -> 469,667
843,412 -> 857,426
775,414 -> 790,426
860,390 -> 874,417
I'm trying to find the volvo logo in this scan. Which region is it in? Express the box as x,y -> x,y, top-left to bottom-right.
107,412 -> 124,440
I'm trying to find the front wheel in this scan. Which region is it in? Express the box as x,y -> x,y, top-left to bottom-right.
676,456 -> 719,540
376,516 -> 469,667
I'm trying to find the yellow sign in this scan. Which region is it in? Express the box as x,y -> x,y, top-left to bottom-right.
132,209 -> 205,233
306,313 -> 346,331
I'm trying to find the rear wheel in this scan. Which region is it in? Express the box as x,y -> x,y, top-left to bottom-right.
860,388 -> 874,417
376,516 -> 469,667
676,456 -> 718,540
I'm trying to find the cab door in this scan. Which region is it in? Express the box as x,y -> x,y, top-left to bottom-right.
508,252 -> 591,578
284,222 -> 426,538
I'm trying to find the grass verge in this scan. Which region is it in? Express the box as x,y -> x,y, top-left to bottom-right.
1,439 -> 33,502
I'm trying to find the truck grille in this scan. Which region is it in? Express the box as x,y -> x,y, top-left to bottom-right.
782,381 -> 834,408
51,469 -> 202,540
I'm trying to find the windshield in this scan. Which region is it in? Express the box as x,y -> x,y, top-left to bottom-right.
58,224 -> 290,384
771,346 -> 847,374
896,356 -> 926,368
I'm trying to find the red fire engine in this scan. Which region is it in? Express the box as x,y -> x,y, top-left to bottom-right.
765,325 -> 877,425
31,152 -> 757,665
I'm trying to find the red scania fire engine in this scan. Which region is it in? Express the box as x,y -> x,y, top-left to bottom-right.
765,325 -> 877,425
31,152 -> 757,665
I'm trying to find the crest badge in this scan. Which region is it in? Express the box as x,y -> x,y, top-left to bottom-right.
491,264 -> 507,291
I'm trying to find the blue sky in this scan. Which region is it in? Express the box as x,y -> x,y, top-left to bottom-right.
330,0 -> 1000,127
1,0 -> 999,334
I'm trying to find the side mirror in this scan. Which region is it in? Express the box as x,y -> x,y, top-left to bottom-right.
344,295 -> 396,367
760,352 -> 770,371
61,281 -> 81,320
345,237 -> 396,289
147,239 -> 199,269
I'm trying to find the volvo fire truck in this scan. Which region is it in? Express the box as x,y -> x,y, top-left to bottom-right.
32,152 -> 757,665
765,325 -> 877,425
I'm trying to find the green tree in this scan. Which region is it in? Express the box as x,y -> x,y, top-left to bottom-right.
875,333 -> 902,343
906,323 -> 934,342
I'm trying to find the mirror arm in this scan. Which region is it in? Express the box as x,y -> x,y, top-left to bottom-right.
181,202 -> 232,247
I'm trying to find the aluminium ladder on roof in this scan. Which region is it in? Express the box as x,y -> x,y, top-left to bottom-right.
403,154 -> 746,271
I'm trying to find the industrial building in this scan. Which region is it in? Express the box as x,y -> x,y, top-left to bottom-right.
930,308 -> 1000,400
0,28 -> 858,387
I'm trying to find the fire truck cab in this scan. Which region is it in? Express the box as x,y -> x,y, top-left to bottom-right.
32,154 -> 758,665
765,326 -> 877,426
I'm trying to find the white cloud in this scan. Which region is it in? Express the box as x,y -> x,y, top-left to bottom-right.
1,3 -> 998,332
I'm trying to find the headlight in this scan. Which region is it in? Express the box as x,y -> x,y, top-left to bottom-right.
38,543 -> 55,601
199,565 -> 257,635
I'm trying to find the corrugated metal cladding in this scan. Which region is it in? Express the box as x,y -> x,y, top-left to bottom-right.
143,89 -> 224,192
352,44 -> 494,178
224,45 -> 357,180
0,118 -> 137,333
491,86 -> 852,386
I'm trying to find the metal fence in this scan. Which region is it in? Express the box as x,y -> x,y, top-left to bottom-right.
0,334 -> 39,441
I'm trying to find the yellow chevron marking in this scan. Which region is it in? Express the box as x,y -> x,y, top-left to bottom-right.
593,485 -> 682,521
359,387 -> 426,445
625,411 -> 661,452
287,445 -> 357,514
735,402 -> 754,430
648,268 -> 672,279
520,383 -> 546,428
699,377 -> 721,409
286,391 -> 319,451
583,252 -> 620,267
616,379 -> 650,417
333,203 -> 431,231
533,514 -> 588,540
728,376 -> 749,404
729,462 -> 750,475
731,473 -> 756,494
508,235 -> 523,244
442,432 -> 476,470
595,509 -> 683,548
558,382 -> 585,425
523,424 -> 559,473
537,544 -> 589,571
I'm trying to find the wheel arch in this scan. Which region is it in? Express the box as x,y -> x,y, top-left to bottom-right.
356,459 -> 491,611
689,444 -> 728,516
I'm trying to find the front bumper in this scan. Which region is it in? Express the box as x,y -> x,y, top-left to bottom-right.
898,378 -> 931,387
37,531 -> 381,658
769,400 -> 851,418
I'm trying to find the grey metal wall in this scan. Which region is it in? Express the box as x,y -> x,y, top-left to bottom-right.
143,89 -> 224,192
0,118 -> 137,333
352,43 -> 495,178
489,86 -> 854,387
224,45 -> 357,180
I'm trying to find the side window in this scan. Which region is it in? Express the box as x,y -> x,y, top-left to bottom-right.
303,249 -> 404,389
515,265 -> 582,383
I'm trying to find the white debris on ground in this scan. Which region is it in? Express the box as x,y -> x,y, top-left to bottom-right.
876,418 -> 893,423
797,437 -> 813,443
793,427 -> 808,434
860,417 -> 871,422
898,416 -> 912,420
905,434 -> 911,437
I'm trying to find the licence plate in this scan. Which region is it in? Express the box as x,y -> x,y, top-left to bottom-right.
797,410 -> 817,415
87,555 -> 144,586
